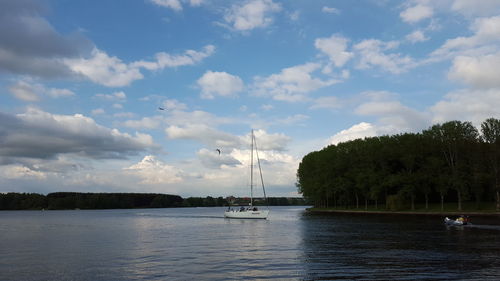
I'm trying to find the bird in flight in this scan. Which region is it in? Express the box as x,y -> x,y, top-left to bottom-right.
158,107 -> 165,110
216,149 -> 221,155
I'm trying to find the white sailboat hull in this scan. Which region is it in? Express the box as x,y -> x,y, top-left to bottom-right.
224,209 -> 269,219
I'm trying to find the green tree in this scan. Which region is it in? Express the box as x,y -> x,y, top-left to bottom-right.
481,118 -> 500,211
423,121 -> 479,210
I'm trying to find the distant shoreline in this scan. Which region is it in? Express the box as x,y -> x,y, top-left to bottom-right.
306,208 -> 500,217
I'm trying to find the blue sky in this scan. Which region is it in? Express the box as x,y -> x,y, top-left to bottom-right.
1,0 -> 500,197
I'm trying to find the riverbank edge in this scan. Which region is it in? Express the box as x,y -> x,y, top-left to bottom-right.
306,208 -> 500,217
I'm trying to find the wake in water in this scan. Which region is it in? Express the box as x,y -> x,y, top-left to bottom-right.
446,224 -> 500,231
465,224 -> 500,231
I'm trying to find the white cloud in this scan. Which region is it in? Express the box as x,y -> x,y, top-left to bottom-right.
353,39 -> 416,74
47,88 -> 75,98
322,6 -> 340,14
8,79 -> 75,101
150,0 -> 204,11
315,34 -> 353,67
132,45 -> 215,70
355,100 -> 430,134
248,129 -> 290,151
161,99 -> 188,111
360,90 -> 398,101
165,125 -> 290,152
289,10 -> 300,21
310,96 -> 342,110
165,109 -> 230,128
91,108 -> 105,115
66,45 -> 214,87
451,0 -> 500,17
252,63 -> 339,102
0,108 -> 158,161
166,124 -> 242,149
224,0 -> 282,31
328,122 -> 378,145
197,71 -> 244,99
400,4 -> 433,24
276,114 -> 309,126
261,104 -> 274,111
114,112 -> 136,118
448,52 -> 500,89
431,88 -> 500,125
406,30 -> 428,43
123,116 -> 163,130
0,164 -> 47,180
65,48 -> 143,87
8,80 -> 41,101
199,147 -> 299,196
125,155 -> 183,184
94,91 -> 127,102
189,0 -> 204,7
432,16 -> 500,58
151,0 -> 183,11
232,147 -> 298,187
197,148 -> 241,169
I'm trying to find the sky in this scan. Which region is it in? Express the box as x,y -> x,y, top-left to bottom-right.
1,0 -> 500,197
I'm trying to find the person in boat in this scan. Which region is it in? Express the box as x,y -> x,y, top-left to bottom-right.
253,207 -> 257,211
240,206 -> 245,212
456,215 -> 469,224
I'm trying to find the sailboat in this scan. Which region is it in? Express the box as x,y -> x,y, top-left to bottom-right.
224,130 -> 269,219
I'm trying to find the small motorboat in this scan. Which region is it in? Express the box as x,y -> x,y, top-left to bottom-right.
444,216 -> 469,226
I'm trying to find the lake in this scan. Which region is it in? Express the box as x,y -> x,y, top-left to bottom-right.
1,206 -> 500,280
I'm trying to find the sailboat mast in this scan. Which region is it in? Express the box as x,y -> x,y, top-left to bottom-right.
250,129 -> 254,206
254,137 -> 268,207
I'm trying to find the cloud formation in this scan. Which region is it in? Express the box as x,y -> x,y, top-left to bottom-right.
65,45 -> 215,87
197,148 -> 241,169
431,88 -> 500,125
448,52 -> 500,88
315,35 -> 353,68
166,124 -> 242,149
354,39 -> 415,74
451,0 -> 500,17
0,108 -> 158,163
322,6 -> 340,15
406,30 -> 428,43
400,3 -> 433,24
8,80 -> 75,101
0,0 -> 92,78
252,63 -> 339,102
197,71 -> 244,99
224,0 -> 282,31
150,0 -> 204,11
125,155 -> 183,184
329,122 -> 377,145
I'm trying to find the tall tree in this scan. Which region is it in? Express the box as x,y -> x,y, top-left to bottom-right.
423,121 -> 479,210
481,118 -> 500,211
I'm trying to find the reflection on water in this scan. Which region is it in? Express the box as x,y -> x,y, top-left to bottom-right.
1,208 -> 499,280
300,213 -> 500,280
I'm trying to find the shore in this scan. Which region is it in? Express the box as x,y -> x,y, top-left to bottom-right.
307,208 -> 500,217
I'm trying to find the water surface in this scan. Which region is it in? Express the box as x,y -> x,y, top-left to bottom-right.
1,207 -> 499,280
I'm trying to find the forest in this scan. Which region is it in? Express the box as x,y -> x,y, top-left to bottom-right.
297,119 -> 500,211
0,192 -> 308,210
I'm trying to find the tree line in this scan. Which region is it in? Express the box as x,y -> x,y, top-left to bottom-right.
0,192 -> 308,210
297,118 -> 500,211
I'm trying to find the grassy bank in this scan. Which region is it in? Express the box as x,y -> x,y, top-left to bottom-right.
307,202 -> 500,217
